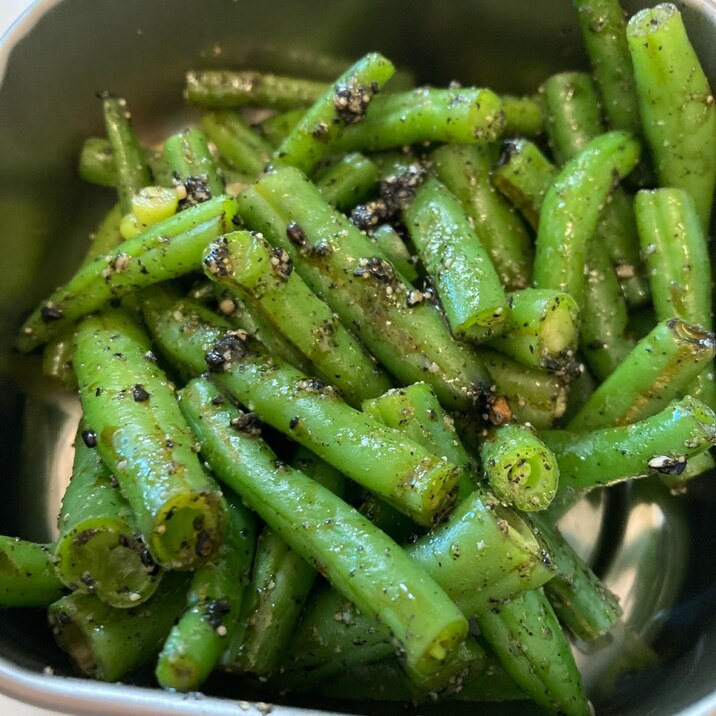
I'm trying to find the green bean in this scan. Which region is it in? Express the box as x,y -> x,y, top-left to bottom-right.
55,432 -> 162,608
275,53 -> 395,172
16,194 -> 238,353
432,143 -> 533,291
142,289 -> 460,527
203,231 -> 392,406
661,449 -> 716,491
573,0 -> 642,137
635,188 -> 716,409
155,493 -> 256,691
370,224 -> 419,283
487,288 -> 579,373
78,137 -> 117,187
480,350 -> 568,429
162,128 -> 225,199
403,176 -> 509,342
314,153 -> 379,210
475,589 -> 590,716
569,318 -> 716,431
542,71 -> 648,306
48,573 -> 189,682
562,360 -> 598,426
258,108 -> 305,147
627,3 -> 716,230
533,131 -> 640,306
200,111 -> 272,178
179,377 -> 468,685
502,94 -> 545,137
357,493 -> 420,543
74,309 -> 228,570
544,396 -> 716,491
530,512 -> 622,641
0,537 -> 64,608
185,69 -> 329,110
102,96 -> 152,214
237,168 -> 493,409
492,138 -> 556,230
479,423 -> 559,512
222,448 -> 344,678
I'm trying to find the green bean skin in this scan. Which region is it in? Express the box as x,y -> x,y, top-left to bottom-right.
493,138 -> 556,231
502,94 -> 545,137
545,396 -> 716,491
203,231 -> 392,407
275,53 -> 395,172
475,589 -> 590,716
627,3 -> 716,229
259,108 -> 305,147
532,131 -> 641,306
237,167 -> 493,409
223,448 -> 344,678
370,224 -> 419,283
487,288 -> 579,373
55,434 -> 162,608
329,87 -> 505,154
479,423 -> 559,512
79,137 -> 117,187
74,310 -> 228,570
569,318 -> 716,431
200,111 -> 272,178
16,195 -> 238,353
403,177 -> 510,342
163,128 -> 225,199
155,494 -> 257,692
315,153 -> 379,210
480,350 -> 568,429
530,512 -> 622,642
635,188 -> 716,408
432,143 -> 533,291
179,377 -> 468,685
141,289 -> 459,527
573,0 -> 642,136
48,573 -> 189,682
0,537 -> 64,608
185,70 -> 329,110
103,96 -> 152,214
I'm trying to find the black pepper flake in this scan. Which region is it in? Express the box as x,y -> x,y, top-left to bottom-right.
648,455 -> 687,476
353,256 -> 396,284
270,247 -> 293,280
211,394 -> 225,406
40,304 -> 64,322
195,530 -> 213,557
333,81 -> 376,124
286,221 -> 307,248
54,611 -> 73,626
179,175 -> 212,208
230,412 -> 262,436
312,122 -> 330,141
205,331 -> 249,371
132,384 -> 150,402
289,416 -> 300,430
204,599 -> 231,630
81,429 -> 98,448
204,237 -> 232,277
95,387 -> 103,397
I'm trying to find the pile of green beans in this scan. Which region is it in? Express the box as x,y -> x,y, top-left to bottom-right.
5,2 -> 716,714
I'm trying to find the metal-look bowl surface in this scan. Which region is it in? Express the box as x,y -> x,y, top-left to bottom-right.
0,1 -> 715,715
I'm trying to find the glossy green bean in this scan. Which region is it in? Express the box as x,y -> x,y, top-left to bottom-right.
0,537 -> 64,608
315,152 -> 379,210
162,128 -> 225,200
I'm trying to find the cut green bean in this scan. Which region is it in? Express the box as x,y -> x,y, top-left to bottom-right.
48,573 -> 189,682
203,230 -> 392,406
403,176 -> 510,342
315,153 -> 379,210
78,137 -> 116,187
329,87 -> 505,154
627,3 -> 716,229
569,318 -> 716,431
74,309 -> 228,570
163,128 -> 225,200
544,396 -> 716,491
0,537 -> 64,608
103,96 -> 152,214
502,94 -> 545,137
487,288 -> 579,373
532,131 -> 640,306
479,423 -> 559,512
201,111 -> 272,178
142,288 -> 460,526
185,69 -> 329,110
274,53 -> 395,172
237,167 -> 493,409
55,432 -> 162,608
432,143 -> 533,291
370,224 -> 419,283
475,589 -> 590,716
259,108 -> 305,147
16,194 -> 238,352
155,493 -> 257,692
179,377 -> 468,685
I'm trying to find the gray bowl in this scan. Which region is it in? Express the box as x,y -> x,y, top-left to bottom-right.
0,1 -> 715,714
